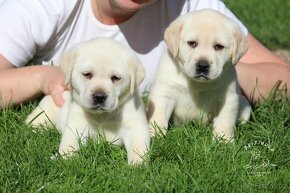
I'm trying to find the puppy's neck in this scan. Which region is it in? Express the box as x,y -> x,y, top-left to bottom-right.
188,64 -> 236,93
84,107 -> 121,129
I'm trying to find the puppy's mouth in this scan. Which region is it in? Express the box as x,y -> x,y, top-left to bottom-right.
90,105 -> 106,112
193,74 -> 210,80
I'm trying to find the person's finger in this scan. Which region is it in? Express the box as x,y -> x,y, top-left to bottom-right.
52,91 -> 65,108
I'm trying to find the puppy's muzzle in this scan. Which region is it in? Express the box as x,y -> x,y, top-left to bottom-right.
196,60 -> 210,75
195,60 -> 210,79
92,92 -> 108,107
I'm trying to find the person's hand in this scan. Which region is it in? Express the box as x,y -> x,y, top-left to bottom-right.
38,66 -> 69,107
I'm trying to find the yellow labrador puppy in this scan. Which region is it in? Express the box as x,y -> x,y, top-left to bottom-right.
26,38 -> 150,164
148,9 -> 251,141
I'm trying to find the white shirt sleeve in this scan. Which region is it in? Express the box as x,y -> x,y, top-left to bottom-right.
0,0 -> 77,67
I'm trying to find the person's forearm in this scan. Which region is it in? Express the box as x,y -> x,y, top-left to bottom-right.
237,34 -> 290,104
236,62 -> 290,104
0,66 -> 45,109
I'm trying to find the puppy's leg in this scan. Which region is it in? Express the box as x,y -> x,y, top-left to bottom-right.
25,95 -> 59,127
58,126 -> 90,158
213,94 -> 239,142
122,124 -> 150,165
147,96 -> 175,137
238,95 -> 251,123
58,104 -> 90,158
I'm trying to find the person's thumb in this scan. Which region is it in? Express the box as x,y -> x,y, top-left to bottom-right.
52,91 -> 65,108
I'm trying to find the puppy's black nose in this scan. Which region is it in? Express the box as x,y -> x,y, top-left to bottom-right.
196,60 -> 210,75
92,92 -> 108,104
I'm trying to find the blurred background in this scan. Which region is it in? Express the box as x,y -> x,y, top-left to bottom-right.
224,0 -> 290,62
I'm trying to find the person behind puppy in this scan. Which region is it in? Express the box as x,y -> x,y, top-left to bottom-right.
0,0 -> 289,110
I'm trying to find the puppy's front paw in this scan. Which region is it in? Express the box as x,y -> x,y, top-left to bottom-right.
127,143 -> 149,165
58,147 -> 77,159
149,122 -> 167,138
58,140 -> 79,159
128,155 -> 144,165
213,129 -> 234,143
127,151 -> 147,165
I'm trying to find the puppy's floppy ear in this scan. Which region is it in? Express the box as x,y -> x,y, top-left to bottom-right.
128,56 -> 145,95
231,25 -> 249,65
164,16 -> 185,58
60,48 -> 78,86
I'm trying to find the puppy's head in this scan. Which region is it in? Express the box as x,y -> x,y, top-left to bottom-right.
60,38 -> 145,114
165,9 -> 248,81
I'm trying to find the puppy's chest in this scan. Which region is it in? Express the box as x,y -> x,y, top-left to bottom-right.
173,91 -> 221,124
88,113 -> 121,132
87,114 -> 125,145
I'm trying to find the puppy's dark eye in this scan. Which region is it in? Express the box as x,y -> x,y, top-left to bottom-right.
214,44 -> 224,51
187,41 -> 198,48
82,72 -> 93,80
111,75 -> 121,83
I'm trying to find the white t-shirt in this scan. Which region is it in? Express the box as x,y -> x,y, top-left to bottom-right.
0,0 -> 247,93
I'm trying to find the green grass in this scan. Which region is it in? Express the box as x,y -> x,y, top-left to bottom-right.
1,1 -> 290,192
1,92 -> 289,192
224,0 -> 290,50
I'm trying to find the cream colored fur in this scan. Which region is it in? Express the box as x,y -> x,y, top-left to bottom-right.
26,38 -> 150,164
148,9 -> 251,141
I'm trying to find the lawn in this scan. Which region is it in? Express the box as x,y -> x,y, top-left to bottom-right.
224,0 -> 290,50
1,1 -> 290,192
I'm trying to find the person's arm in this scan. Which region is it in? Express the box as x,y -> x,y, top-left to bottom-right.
0,54 -> 66,110
236,33 -> 290,104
